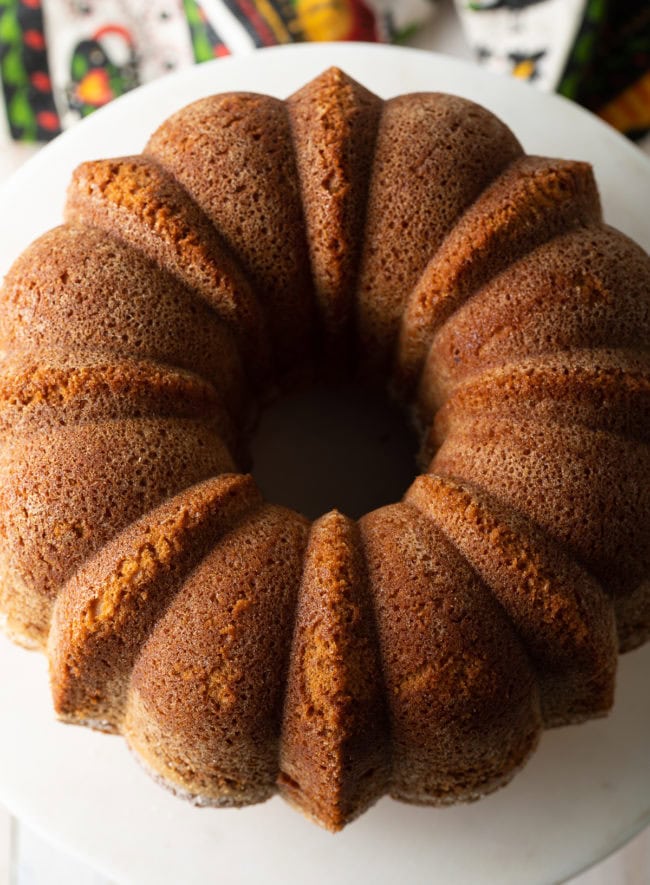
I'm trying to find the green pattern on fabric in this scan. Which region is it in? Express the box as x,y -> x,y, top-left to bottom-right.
183,0 -> 225,63
2,45 -> 21,85
0,0 -> 37,140
579,2 -> 650,108
558,0 -> 608,100
559,0 -> 650,137
394,22 -> 420,44
71,52 -> 87,82
9,88 -> 35,139
0,7 -> 18,41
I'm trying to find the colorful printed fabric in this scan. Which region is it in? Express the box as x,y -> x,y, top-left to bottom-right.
559,0 -> 650,140
459,0 -> 650,140
458,0 -> 590,92
0,0 -> 61,140
0,0 -> 647,146
0,0 -> 432,144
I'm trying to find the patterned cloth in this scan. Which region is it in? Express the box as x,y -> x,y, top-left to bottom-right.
0,0 -> 648,147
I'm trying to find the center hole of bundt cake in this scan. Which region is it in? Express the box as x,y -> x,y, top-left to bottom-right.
250,383 -> 417,520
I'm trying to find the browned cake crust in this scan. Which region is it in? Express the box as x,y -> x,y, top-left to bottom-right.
419,224 -> 650,420
279,511 -> 390,829
145,91 -> 314,381
428,350 -> 650,456
287,67 -> 382,371
65,156 -> 272,388
356,91 -> 523,378
0,67 -> 647,830
360,502 -> 542,802
405,476 -> 617,725
123,503 -> 309,807
395,156 -> 602,397
0,350 -> 234,441
430,417 -> 650,646
0,419 -> 235,647
1,224 -> 248,419
50,474 -> 261,730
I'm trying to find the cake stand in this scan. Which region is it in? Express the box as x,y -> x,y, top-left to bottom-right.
0,43 -> 649,885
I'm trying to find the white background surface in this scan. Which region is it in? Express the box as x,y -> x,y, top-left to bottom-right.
0,11 -> 649,885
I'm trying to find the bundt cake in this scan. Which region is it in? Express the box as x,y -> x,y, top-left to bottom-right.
0,66 -> 648,831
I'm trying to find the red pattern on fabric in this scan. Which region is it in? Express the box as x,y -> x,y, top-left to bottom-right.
36,110 -> 59,130
92,24 -> 135,46
30,70 -> 51,90
235,0 -> 277,47
24,30 -> 45,50
348,0 -> 379,41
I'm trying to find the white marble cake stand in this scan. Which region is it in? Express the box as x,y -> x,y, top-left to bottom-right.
0,43 -> 649,885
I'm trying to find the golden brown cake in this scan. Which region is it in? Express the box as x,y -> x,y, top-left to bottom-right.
0,66 -> 648,831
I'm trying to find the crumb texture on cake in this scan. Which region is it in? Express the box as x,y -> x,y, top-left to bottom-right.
0,67 -> 648,831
